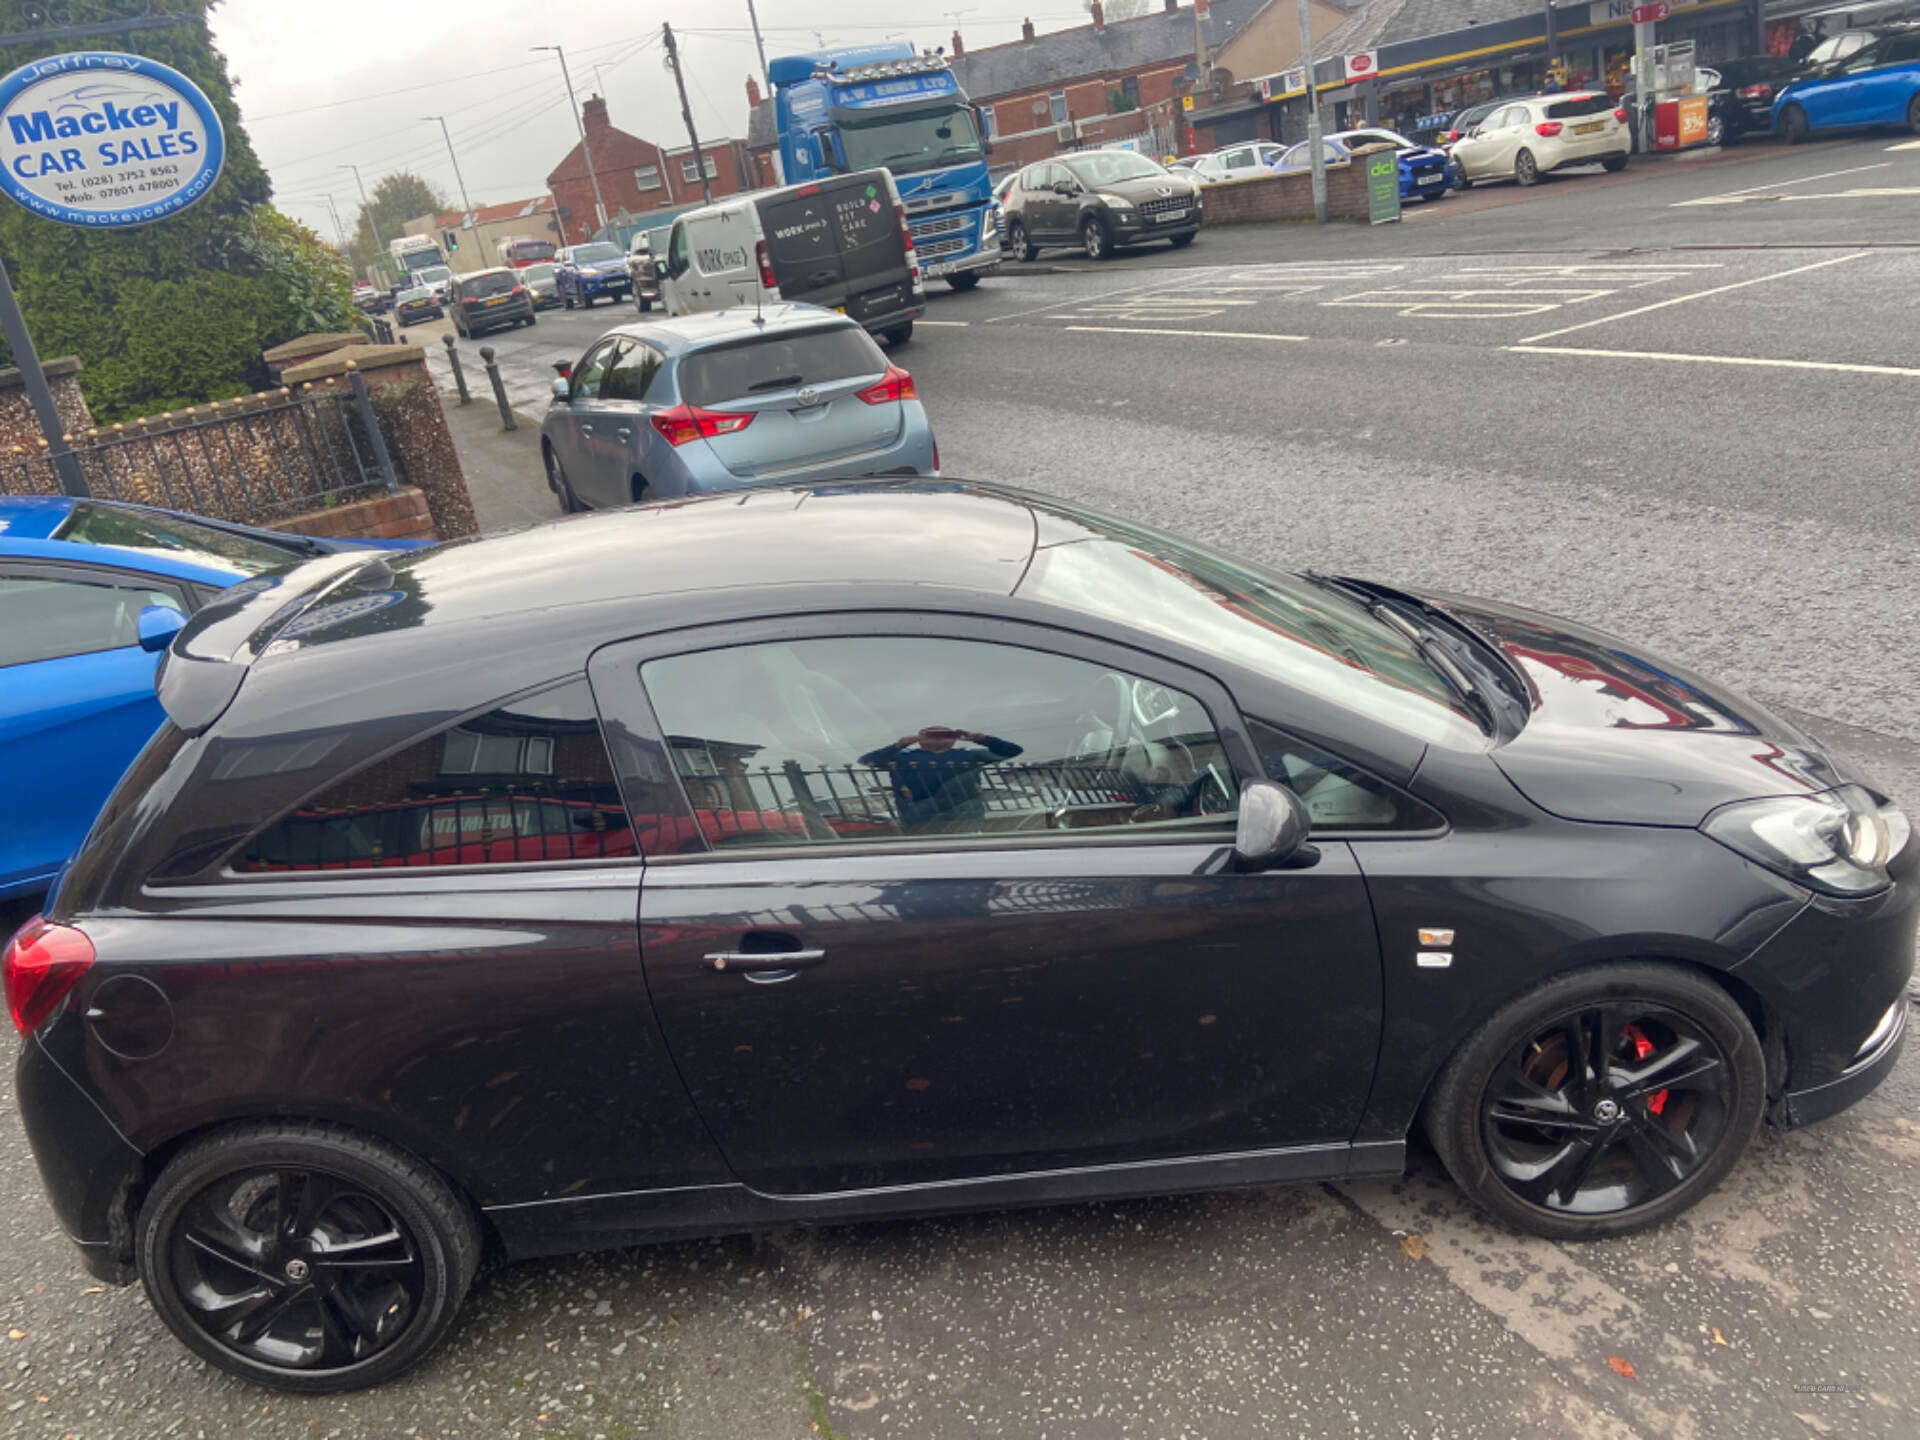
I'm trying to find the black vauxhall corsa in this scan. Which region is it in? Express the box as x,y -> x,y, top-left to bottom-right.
7,483 -> 1912,1392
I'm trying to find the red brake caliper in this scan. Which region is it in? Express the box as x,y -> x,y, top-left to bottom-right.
1624,1023 -> 1668,1115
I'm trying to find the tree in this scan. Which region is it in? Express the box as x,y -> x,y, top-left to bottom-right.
347,172 -> 449,279
1087,0 -> 1151,19
0,1 -> 356,422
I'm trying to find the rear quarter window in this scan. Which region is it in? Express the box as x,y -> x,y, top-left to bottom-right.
677,327 -> 887,406
1546,94 -> 1617,119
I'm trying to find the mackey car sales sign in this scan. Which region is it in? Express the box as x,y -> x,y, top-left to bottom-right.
0,51 -> 224,227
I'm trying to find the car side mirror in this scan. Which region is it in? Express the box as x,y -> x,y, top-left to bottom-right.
137,603 -> 188,655
1232,780 -> 1317,872
654,258 -> 668,279
551,377 -> 572,401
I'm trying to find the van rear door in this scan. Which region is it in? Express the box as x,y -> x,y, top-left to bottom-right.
757,172 -> 915,331
685,206 -> 759,311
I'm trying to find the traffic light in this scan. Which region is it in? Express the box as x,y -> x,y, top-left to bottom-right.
444,229 -> 459,252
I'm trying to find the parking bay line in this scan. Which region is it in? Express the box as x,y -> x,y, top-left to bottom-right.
1516,251 -> 1871,345
1062,325 -> 1309,341
915,319 -> 971,326
1509,343 -> 1920,379
983,268 -> 1217,324
1676,160 -> 1892,204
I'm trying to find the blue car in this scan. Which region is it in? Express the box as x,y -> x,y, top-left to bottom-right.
1774,28 -> 1920,142
554,240 -> 633,309
0,496 -> 422,905
1276,128 -> 1455,200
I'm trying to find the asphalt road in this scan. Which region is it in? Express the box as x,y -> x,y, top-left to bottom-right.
6,132 -> 1919,1440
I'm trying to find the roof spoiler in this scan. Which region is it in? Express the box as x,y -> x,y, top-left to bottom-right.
156,552 -> 393,735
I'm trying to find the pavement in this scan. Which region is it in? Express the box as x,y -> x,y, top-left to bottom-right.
5,129 -> 1920,1440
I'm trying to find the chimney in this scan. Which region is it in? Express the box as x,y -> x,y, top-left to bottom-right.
581,95 -> 609,136
1091,0 -> 1105,29
746,75 -> 762,107
1021,17 -> 1035,41
951,29 -> 965,57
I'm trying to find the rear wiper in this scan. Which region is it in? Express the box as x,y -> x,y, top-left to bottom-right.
748,374 -> 804,392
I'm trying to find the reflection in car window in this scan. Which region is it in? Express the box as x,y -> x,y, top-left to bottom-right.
235,679 -> 633,871
570,340 -> 625,401
0,575 -> 180,668
54,502 -> 300,574
640,637 -> 1237,851
1248,720 -> 1445,831
1017,513 -> 1482,747
459,270 -> 518,298
599,344 -> 663,403
1546,94 -> 1617,118
677,326 -> 884,407
1066,152 -> 1164,185
568,242 -> 624,263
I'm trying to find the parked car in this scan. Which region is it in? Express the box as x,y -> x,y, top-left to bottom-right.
1212,140 -> 1288,175
1700,56 -> 1803,144
12,480 -> 1910,1393
1774,29 -> 1920,142
625,229 -> 661,313
1180,152 -> 1234,183
993,170 -> 1020,206
554,242 -> 633,309
1442,95 -> 1535,143
540,305 -> 937,510
447,267 -> 536,339
1278,129 -> 1455,200
0,494 -> 422,907
520,261 -> 561,310
657,169 -> 924,345
392,286 -> 442,326
413,265 -> 455,304
351,282 -> 385,315
1450,92 -> 1630,186
1802,25 -> 1900,68
1003,150 -> 1203,262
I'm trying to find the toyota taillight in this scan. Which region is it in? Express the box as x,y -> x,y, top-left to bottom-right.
1535,121 -> 1564,137
856,365 -> 917,404
754,239 -> 780,295
512,285 -> 527,297
649,404 -> 754,446
1737,83 -> 1772,100
3,917 -> 94,1035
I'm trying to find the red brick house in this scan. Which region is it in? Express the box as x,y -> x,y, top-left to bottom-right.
546,96 -> 755,244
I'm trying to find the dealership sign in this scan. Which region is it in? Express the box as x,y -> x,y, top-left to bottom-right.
0,51 -> 225,228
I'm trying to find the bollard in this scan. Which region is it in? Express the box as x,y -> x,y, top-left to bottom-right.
441,333 -> 471,405
479,345 -> 516,431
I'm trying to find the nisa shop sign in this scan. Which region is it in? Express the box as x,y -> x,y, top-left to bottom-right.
0,51 -> 225,228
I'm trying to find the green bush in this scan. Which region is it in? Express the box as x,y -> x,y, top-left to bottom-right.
0,2 -> 354,423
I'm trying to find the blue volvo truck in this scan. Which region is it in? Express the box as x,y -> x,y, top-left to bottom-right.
768,43 -> 1001,291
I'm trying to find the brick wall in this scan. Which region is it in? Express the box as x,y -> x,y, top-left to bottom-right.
1197,154 -> 1376,224
277,487 -> 437,543
661,141 -> 752,201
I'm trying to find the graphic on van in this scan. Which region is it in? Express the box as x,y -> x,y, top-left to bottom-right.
697,246 -> 749,272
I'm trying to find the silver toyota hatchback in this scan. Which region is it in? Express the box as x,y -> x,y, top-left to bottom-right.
540,306 -> 939,510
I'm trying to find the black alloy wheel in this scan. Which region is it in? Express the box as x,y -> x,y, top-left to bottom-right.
1082,215 -> 1111,260
137,1125 -> 478,1392
1426,963 -> 1764,1240
1783,105 -> 1810,144
1514,148 -> 1539,186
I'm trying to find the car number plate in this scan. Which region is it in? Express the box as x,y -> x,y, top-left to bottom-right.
924,261 -> 953,277
1153,208 -> 1188,222
1575,121 -> 1605,134
484,295 -> 510,305
1418,174 -> 1442,184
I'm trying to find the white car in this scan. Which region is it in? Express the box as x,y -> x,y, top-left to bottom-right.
1449,92 -> 1630,188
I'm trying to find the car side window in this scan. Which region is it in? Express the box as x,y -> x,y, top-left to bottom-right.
1247,719 -> 1445,832
1876,35 -> 1920,63
599,343 -> 663,403
1021,163 -> 1049,191
666,222 -> 689,276
0,573 -> 181,668
637,636 -> 1238,852
233,679 -> 633,873
570,339 -> 626,402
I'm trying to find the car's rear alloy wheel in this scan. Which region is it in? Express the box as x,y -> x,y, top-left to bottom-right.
1426,963 -> 1764,1240
1514,149 -> 1539,186
1783,105 -> 1810,145
1706,114 -> 1725,146
1008,220 -> 1036,262
1083,216 -> 1111,260
136,1124 -> 479,1392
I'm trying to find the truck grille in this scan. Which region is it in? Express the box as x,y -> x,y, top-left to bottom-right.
910,214 -> 969,238
1140,196 -> 1193,219
916,235 -> 970,260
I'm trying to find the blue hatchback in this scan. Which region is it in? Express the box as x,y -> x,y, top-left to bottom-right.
0,496 -> 422,904
1774,29 -> 1920,141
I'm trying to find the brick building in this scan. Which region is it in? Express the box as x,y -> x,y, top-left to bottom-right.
546,95 -> 756,245
405,194 -> 560,276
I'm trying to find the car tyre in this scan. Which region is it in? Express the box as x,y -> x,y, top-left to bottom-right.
1007,220 -> 1037,262
1082,215 -> 1112,260
135,1122 -> 480,1394
946,272 -> 981,291
1424,961 -> 1766,1242
636,296 -> 652,314
1602,152 -> 1629,172
883,322 -> 913,346
1455,167 -> 1474,191
1514,148 -> 1539,186
1909,93 -> 1920,135
1782,104 -> 1810,145
545,443 -> 585,513
1706,114 -> 1726,147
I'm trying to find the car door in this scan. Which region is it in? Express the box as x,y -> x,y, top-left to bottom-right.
1854,36 -> 1920,123
1811,42 -> 1884,127
590,615 -> 1385,1197
1015,163 -> 1054,239
554,337 -> 626,500
0,563 -> 184,897
1464,105 -> 1525,177
660,221 -> 693,313
577,339 -> 664,506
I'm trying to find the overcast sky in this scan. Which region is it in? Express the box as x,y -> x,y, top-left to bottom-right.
210,1 -> 1102,241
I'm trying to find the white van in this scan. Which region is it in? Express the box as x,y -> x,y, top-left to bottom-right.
655,169 -> 924,345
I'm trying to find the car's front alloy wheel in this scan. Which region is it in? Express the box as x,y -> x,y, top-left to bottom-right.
1426,963 -> 1765,1240
1082,215 -> 1111,260
1514,148 -> 1539,186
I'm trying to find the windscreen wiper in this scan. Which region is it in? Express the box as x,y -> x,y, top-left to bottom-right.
1306,569 -> 1498,735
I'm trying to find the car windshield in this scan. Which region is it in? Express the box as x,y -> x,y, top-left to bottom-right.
397,288 -> 430,302
570,243 -> 623,263
838,106 -> 983,176
524,264 -> 555,281
1346,130 -> 1413,149
1017,505 -> 1484,747
416,266 -> 452,285
52,503 -> 303,576
1067,152 -> 1164,186
677,325 -> 887,407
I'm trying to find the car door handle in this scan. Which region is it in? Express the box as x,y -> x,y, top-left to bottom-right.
704,948 -> 827,972
580,424 -> 594,435
616,427 -> 631,440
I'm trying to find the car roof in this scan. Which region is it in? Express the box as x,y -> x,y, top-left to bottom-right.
0,494 -> 251,585
598,304 -> 863,354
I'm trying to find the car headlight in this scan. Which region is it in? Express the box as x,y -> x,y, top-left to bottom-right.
1702,784 -> 1909,896
1103,193 -> 1135,209
982,206 -> 998,237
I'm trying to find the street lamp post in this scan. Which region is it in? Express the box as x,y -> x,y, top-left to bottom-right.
423,115 -> 474,223
342,162 -> 385,254
1295,0 -> 1328,224
533,44 -> 609,241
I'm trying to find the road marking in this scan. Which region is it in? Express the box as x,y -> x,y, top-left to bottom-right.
1516,251 -> 1871,344
1327,286 -> 1621,319
1062,325 -> 1308,340
1509,343 -> 1920,378
1887,139 -> 1920,151
915,319 -> 972,327
1674,160 -> 1893,206
983,268 -> 1212,323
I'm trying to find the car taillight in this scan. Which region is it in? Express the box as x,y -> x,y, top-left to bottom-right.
1445,128 -> 1460,142
1737,83 -> 1772,100
856,365 -> 917,404
1535,121 -> 1564,137
755,238 -> 780,295
3,916 -> 94,1034
512,285 -> 527,297
894,200 -> 920,286
1614,107 -> 1629,124
649,404 -> 754,446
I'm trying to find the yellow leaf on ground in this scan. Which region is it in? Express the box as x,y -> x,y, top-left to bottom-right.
1400,1234 -> 1428,1260
1712,1328 -> 1729,1346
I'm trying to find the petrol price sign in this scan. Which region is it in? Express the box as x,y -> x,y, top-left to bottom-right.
0,51 -> 225,228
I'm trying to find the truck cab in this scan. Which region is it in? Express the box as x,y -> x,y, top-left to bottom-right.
770,44 -> 1001,292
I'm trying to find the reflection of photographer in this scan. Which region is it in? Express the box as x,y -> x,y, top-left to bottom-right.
859,726 -> 1023,829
